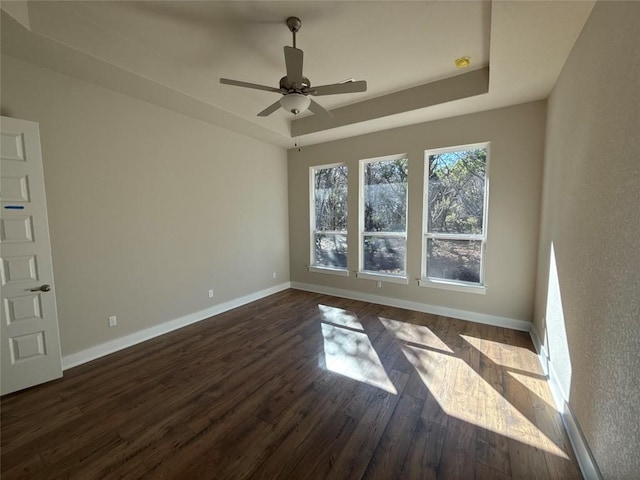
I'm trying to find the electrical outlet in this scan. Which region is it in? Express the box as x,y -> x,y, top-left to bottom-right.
272,272 -> 277,279
108,315 -> 117,327
376,281 -> 382,288
208,289 -> 214,298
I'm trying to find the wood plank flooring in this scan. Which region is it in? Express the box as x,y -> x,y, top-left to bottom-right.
0,289 -> 582,479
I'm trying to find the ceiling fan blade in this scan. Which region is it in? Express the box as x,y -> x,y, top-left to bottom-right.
308,80 -> 367,96
257,100 -> 282,117
284,46 -> 304,84
220,78 -> 283,94
308,99 -> 334,118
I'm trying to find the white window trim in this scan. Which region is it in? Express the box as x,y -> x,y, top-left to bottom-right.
418,278 -> 487,294
309,163 -> 349,271
308,265 -> 350,277
356,271 -> 409,285
362,232 -> 407,238
358,153 -> 409,278
421,142 -> 490,291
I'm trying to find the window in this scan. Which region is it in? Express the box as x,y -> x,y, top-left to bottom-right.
358,155 -> 408,282
310,164 -> 348,274
422,144 -> 488,291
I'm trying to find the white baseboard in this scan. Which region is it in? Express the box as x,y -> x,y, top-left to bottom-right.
529,329 -> 603,480
62,282 -> 291,370
290,281 -> 532,331
562,402 -> 603,480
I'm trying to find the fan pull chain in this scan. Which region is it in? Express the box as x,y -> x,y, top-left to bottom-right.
294,137 -> 301,152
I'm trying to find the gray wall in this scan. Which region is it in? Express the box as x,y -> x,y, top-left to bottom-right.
1,54 -> 290,356
289,101 -> 546,323
533,2 -> 640,478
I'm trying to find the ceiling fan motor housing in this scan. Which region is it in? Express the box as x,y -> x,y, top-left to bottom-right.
279,76 -> 311,93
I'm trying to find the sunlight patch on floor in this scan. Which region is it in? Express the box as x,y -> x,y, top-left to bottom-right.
379,317 -> 452,352
461,334 -> 557,411
401,345 -> 568,458
321,322 -> 397,394
461,335 -> 539,371
318,305 -> 364,330
507,371 -> 557,410
461,335 -> 505,366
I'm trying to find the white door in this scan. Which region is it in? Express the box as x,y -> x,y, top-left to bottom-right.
1,116 -> 63,395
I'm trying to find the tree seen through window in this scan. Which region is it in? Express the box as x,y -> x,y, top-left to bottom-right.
425,147 -> 487,284
313,165 -> 348,269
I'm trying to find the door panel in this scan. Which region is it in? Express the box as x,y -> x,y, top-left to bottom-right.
0,132 -> 26,160
1,215 -> 36,243
1,116 -> 62,395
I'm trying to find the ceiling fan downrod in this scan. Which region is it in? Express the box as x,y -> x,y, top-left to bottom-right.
286,16 -> 302,48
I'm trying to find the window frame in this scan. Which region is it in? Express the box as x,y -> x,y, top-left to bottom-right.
357,153 -> 409,284
309,162 -> 350,276
420,142 -> 490,293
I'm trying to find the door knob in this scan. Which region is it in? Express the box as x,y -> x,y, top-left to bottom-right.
30,284 -> 51,292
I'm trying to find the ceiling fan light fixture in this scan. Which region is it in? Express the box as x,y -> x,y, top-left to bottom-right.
280,93 -> 311,115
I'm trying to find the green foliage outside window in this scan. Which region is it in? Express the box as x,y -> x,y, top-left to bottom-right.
426,147 -> 487,284
364,158 -> 408,232
363,158 -> 408,275
315,165 -> 348,231
314,166 -> 348,268
428,149 -> 486,235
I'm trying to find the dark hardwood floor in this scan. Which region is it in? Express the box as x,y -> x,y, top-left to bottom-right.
1,289 -> 582,479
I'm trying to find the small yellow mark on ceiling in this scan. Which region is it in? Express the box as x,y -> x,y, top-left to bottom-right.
455,56 -> 471,69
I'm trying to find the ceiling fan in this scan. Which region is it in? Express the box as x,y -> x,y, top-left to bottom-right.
220,16 -> 367,118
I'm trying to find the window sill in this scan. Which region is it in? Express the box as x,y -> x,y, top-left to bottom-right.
356,271 -> 409,285
308,266 -> 350,277
418,278 -> 486,295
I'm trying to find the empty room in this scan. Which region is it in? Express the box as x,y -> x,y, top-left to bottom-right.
0,1 -> 638,479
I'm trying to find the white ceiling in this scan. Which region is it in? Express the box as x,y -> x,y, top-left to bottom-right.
1,1 -> 595,148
